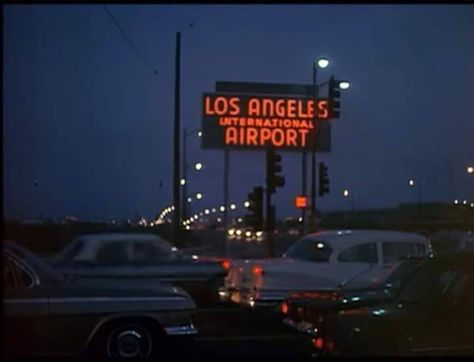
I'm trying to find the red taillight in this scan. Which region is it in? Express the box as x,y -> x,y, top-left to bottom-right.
221,259 -> 232,270
281,302 -> 289,315
252,265 -> 263,276
313,337 -> 324,350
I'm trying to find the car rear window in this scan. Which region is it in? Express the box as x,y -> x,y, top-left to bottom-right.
382,242 -> 426,264
283,239 -> 332,262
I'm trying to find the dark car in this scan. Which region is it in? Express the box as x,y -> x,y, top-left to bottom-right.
3,240 -> 197,358
46,233 -> 231,307
280,257 -> 428,352
286,252 -> 474,356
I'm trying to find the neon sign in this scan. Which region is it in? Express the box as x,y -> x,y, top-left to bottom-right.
201,93 -> 330,151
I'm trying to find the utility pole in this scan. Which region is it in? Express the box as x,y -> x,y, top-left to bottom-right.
310,64 -> 319,232
172,31 -> 181,244
301,152 -> 308,236
182,127 -> 187,221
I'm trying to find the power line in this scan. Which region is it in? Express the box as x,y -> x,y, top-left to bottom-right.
102,5 -> 157,74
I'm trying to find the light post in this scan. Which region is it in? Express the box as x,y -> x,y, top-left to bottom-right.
306,57 -> 329,234
467,166 -> 473,175
408,178 -> 422,219
343,189 -> 355,220
182,127 -> 202,220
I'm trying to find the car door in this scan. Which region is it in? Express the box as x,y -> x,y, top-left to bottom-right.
3,253 -> 50,356
399,265 -> 474,355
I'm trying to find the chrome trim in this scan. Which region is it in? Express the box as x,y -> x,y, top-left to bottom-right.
4,250 -> 40,287
4,296 -> 189,304
164,324 -> 198,336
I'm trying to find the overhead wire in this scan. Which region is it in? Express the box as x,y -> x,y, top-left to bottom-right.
102,5 -> 158,74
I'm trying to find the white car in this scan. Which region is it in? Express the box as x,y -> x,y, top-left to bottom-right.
222,229 -> 433,308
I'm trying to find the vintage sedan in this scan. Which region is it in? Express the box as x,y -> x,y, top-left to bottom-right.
300,251 -> 474,356
223,230 -> 432,308
47,233 -> 231,306
3,240 -> 197,358
280,256 -> 428,341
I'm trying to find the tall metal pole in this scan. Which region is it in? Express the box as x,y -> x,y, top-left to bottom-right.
301,151 -> 307,235
418,182 -> 422,220
310,64 -> 319,232
223,149 -> 229,255
172,31 -> 181,244
182,128 -> 187,221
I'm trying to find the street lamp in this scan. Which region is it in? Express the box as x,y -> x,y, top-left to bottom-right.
195,192 -> 202,200
339,81 -> 350,90
230,203 -> 236,211
244,201 -> 250,208
180,178 -> 186,186
194,162 -> 203,171
343,189 -> 355,220
408,178 -> 422,219
467,166 -> 473,174
454,199 -> 459,205
308,57 -> 330,234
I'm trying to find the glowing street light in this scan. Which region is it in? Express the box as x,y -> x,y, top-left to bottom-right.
194,162 -> 203,171
468,166 -> 474,174
230,203 -> 236,210
220,206 -> 225,212
454,199 -> 459,205
180,178 -> 186,186
408,179 -> 415,187
463,200 -> 467,205
343,189 -> 350,197
195,192 -> 202,200
204,209 -> 210,215
197,131 -> 202,138
339,81 -> 350,90
211,208 -> 217,213
317,57 -> 329,69
244,201 -> 250,208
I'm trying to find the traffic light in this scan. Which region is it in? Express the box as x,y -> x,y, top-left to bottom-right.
328,75 -> 341,119
318,162 -> 330,197
266,149 -> 285,194
245,186 -> 264,229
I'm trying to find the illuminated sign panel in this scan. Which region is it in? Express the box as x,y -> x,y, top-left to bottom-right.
295,196 -> 308,209
202,93 -> 331,151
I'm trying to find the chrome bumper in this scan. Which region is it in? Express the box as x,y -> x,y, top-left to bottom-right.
283,317 -> 318,336
164,323 -> 198,336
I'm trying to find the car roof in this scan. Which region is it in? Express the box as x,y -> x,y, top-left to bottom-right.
75,233 -> 167,243
302,229 -> 427,250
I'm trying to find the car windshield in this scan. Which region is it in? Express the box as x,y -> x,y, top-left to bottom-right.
283,239 -> 332,262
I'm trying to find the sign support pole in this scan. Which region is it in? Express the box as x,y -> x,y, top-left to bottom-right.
172,31 -> 181,245
301,152 -> 308,236
223,149 -> 229,256
310,64 -> 319,232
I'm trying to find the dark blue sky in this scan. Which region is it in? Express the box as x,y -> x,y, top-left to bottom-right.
4,5 -> 474,221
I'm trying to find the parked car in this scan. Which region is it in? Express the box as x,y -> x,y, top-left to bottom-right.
3,240 -> 197,358
46,233 -> 231,307
293,251 -> 474,356
431,230 -> 474,255
280,256 -> 428,338
222,230 -> 432,308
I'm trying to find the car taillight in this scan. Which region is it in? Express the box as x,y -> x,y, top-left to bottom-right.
313,337 -> 324,350
281,302 -> 289,315
221,259 -> 232,270
252,265 -> 264,276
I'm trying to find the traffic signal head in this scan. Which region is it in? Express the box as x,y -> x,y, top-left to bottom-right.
267,149 -> 285,194
318,162 -> 330,197
328,76 -> 341,119
246,186 -> 264,229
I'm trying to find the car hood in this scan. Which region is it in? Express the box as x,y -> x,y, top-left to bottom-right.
47,258 -> 225,279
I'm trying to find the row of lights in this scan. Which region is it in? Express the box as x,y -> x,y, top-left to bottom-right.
181,202 -> 243,229
454,199 -> 474,208
156,205 -> 175,224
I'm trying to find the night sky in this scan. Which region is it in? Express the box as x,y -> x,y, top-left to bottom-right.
4,5 -> 474,221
